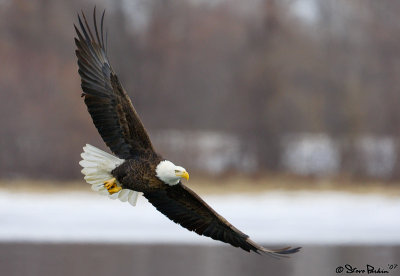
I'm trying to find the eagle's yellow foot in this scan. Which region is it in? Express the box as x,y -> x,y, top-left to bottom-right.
104,178 -> 122,194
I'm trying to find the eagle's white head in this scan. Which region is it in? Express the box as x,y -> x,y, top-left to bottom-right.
156,160 -> 189,186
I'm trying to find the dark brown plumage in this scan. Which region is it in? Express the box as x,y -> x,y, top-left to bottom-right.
74,10 -> 153,159
75,8 -> 300,257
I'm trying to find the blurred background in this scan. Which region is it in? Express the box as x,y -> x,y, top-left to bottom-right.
1,0 -> 400,275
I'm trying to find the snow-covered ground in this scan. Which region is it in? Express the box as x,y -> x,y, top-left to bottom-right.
1,190 -> 399,245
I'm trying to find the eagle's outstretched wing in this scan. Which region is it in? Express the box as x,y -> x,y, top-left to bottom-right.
75,9 -> 154,159
144,183 -> 301,257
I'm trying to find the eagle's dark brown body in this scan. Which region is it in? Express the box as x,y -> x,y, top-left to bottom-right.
74,9 -> 300,257
112,154 -> 163,193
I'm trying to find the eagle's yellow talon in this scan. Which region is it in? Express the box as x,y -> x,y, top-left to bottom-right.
104,178 -> 121,194
104,178 -> 115,189
108,186 -> 122,194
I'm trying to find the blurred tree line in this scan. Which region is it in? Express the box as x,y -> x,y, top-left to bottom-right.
1,0 -> 400,180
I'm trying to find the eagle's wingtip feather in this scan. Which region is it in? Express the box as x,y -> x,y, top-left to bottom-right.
246,238 -> 301,257
259,246 -> 302,258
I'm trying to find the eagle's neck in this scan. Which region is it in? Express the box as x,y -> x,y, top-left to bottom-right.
155,160 -> 180,186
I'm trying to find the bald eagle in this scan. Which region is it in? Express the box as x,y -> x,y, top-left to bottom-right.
74,9 -> 300,257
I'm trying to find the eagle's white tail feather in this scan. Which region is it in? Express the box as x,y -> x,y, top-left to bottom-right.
79,144 -> 140,206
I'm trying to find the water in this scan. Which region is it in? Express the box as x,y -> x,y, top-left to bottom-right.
1,190 -> 399,275
0,243 -> 399,276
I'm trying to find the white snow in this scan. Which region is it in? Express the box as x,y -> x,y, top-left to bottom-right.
0,190 -> 399,245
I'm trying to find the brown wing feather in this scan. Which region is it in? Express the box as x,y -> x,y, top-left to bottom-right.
74,9 -> 154,158
143,183 -> 301,256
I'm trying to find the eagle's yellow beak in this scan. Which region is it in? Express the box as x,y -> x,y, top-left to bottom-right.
176,171 -> 189,181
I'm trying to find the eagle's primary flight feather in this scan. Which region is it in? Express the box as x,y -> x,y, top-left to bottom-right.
74,8 -> 300,257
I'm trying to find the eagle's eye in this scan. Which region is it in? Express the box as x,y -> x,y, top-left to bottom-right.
174,170 -> 180,173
